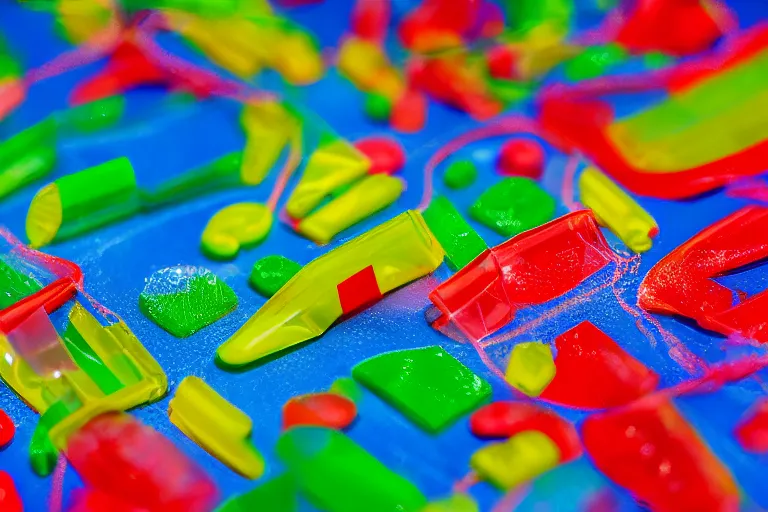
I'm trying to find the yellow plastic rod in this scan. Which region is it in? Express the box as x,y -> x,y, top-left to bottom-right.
578,166 -> 658,253
169,376 -> 265,479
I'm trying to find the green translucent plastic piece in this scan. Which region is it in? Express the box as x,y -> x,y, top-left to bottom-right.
121,0 -> 240,16
216,474 -> 298,512
139,269 -> 238,338
0,36 -> 20,79
58,95 -> 126,133
423,196 -> 486,271
565,44 -> 627,81
364,92 -> 392,122
0,258 -> 42,309
486,79 -> 532,105
443,160 -> 477,190
29,400 -> 78,476
249,255 -> 302,298
61,320 -> 124,395
470,177 -> 556,237
0,118 -> 58,200
277,427 -> 427,512
329,377 -> 362,403
352,346 -> 492,432
423,494 -> 479,512
140,152 -> 244,210
503,0 -> 573,34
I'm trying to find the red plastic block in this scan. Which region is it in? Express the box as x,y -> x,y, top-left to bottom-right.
470,402 -> 582,462
0,471 -> 23,512
66,412 -> 219,512
735,399 -> 768,453
352,0 -> 391,43
639,206 -> 768,342
67,489 -> 140,512
540,321 -> 659,409
391,89 -> 427,133
354,136 -> 405,175
487,45 -> 516,80
338,265 -> 382,315
283,393 -> 357,430
581,397 -> 739,511
616,0 -> 727,56
429,211 -> 614,341
397,0 -> 480,51
496,139 -> 545,179
0,408 -> 15,449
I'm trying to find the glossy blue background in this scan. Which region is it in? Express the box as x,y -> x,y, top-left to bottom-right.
1,1 -> 768,510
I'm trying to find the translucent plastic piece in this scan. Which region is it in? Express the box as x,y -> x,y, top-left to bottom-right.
0,118 -> 57,201
277,426 -> 427,512
240,101 -> 299,185
285,137 -> 370,220
638,206 -> 768,342
504,341 -> 555,397
201,203 -> 273,259
6,307 -> 77,378
579,166 -> 658,253
470,430 -> 560,490
581,397 -> 739,511
735,399 -> 768,453
297,174 -> 403,243
422,196 -> 486,271
249,255 -> 302,298
169,376 -> 264,479
607,50 -> 768,173
0,470 -> 23,512
282,392 -> 357,430
217,211 -> 444,366
422,494 -> 478,512
337,37 -> 404,101
429,211 -> 614,341
469,177 -> 555,237
352,345 -> 491,432
139,266 -> 238,337
0,407 -> 14,448
216,474 -> 298,512
66,412 -> 219,512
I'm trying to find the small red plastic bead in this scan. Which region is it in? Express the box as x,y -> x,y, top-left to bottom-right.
283,392 -> 358,430
391,89 -> 427,133
0,471 -> 23,512
735,399 -> 768,453
352,0 -> 391,43
354,136 -> 406,175
487,45 -> 516,80
0,408 -> 14,449
496,138 -> 545,179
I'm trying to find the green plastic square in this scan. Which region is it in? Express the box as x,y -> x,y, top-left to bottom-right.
470,177 -> 555,237
423,196 -> 487,271
139,267 -> 238,338
352,346 -> 492,433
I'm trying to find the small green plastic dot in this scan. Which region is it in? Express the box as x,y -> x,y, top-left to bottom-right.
364,92 -> 392,122
250,255 -> 302,298
444,160 -> 478,190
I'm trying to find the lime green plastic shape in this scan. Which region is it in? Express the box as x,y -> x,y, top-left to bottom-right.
422,196 -> 486,271
216,474 -> 298,512
58,95 -> 126,133
443,160 -> 477,190
565,44 -> 627,81
352,345 -> 492,432
470,177 -> 556,237
0,118 -> 58,201
277,427 -> 427,512
0,257 -> 42,309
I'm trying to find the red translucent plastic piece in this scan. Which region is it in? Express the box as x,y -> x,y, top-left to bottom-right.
638,206 -> 768,342
429,211 -> 614,341
338,265 -> 382,315
735,399 -> 768,453
496,138 -> 545,179
581,397 -> 739,511
616,0 -> 726,56
539,321 -> 659,409
391,89 -> 427,133
487,45 -> 516,80
470,402 -> 582,462
66,412 -> 219,512
0,409 -> 13,448
283,392 -> 357,430
352,0 -> 391,43
398,0 -> 480,51
67,489 -> 141,512
354,136 -> 405,175
409,57 -> 503,121
0,471 -> 23,512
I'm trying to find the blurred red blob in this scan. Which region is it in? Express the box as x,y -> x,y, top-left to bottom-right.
283,393 -> 357,430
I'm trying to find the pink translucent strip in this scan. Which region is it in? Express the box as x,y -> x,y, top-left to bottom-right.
5,307 -> 77,378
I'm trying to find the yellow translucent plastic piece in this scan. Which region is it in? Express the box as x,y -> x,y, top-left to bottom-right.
240,101 -> 299,185
506,24 -> 578,80
285,138 -> 371,220
26,183 -> 63,249
201,202 -> 273,259
0,333 -> 50,412
49,303 -> 167,448
470,430 -> 560,490
217,210 -> 444,367
579,166 -> 658,253
504,341 -> 556,397
56,0 -> 117,44
337,37 -> 405,100
422,494 -> 479,512
607,50 -> 768,173
272,31 -> 324,85
297,174 -> 403,244
169,376 -> 265,479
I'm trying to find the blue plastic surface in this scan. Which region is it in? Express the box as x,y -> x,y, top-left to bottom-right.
1,1 -> 768,511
